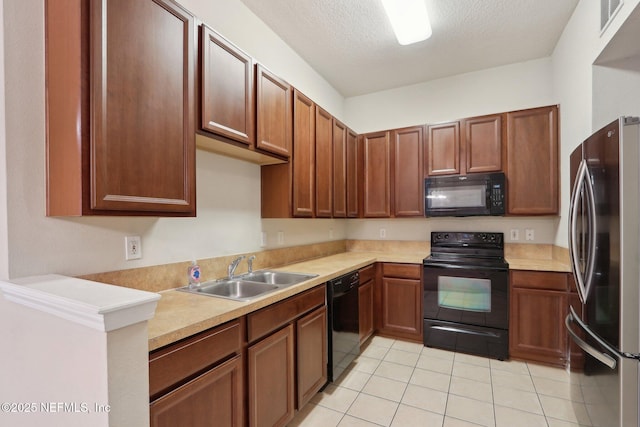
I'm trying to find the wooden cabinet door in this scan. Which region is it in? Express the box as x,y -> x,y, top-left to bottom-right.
426,122 -> 460,176
256,64 -> 292,158
332,119 -> 347,218
200,25 -> 254,146
380,277 -> 422,340
464,114 -> 503,173
315,107 -> 333,217
392,126 -> 424,217
506,105 -> 559,215
510,287 -> 568,366
89,0 -> 196,214
346,129 -> 360,218
362,131 -> 391,217
296,306 -> 327,409
359,280 -> 374,345
248,324 -> 295,427
150,355 -> 243,427
292,90 -> 315,217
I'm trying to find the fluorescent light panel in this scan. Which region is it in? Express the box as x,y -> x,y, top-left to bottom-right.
381,0 -> 432,45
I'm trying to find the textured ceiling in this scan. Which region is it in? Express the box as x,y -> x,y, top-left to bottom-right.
239,0 -> 580,97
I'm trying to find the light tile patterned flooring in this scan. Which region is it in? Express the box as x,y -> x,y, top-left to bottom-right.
288,336 -> 590,427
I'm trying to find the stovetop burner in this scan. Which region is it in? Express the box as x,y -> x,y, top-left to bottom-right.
424,231 -> 508,270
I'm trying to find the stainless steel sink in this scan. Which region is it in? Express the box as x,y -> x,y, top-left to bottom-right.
181,280 -> 280,301
177,270 -> 318,301
240,270 -> 318,286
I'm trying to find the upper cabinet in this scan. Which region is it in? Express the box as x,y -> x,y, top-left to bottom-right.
506,105 -> 559,215
426,114 -> 503,177
315,107 -> 333,217
392,126 -> 425,217
426,122 -> 460,176
256,65 -> 293,158
346,129 -> 361,218
200,25 -> 254,146
262,90 -> 340,218
463,114 -> 504,174
332,119 -> 347,218
292,90 -> 316,217
46,0 -> 196,216
360,126 -> 425,218
361,131 -> 392,218
197,28 -> 291,165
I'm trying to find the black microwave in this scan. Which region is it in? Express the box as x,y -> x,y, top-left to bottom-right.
424,172 -> 505,217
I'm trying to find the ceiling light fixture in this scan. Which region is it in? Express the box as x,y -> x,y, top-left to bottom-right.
381,0 -> 432,45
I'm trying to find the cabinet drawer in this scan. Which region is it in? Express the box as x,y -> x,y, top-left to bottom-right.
510,270 -> 568,291
359,264 -> 375,283
149,319 -> 242,399
247,286 -> 325,343
382,263 -> 421,280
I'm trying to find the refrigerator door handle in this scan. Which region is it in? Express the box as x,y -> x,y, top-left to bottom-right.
566,306 -> 617,369
569,160 -> 596,304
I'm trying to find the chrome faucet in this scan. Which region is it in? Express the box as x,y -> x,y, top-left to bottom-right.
247,255 -> 256,274
228,255 -> 246,279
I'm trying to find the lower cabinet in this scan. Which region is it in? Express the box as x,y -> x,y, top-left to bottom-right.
149,320 -> 244,427
248,324 -> 295,427
246,286 -> 327,427
509,270 -> 570,367
297,306 -> 328,407
359,264 -> 375,344
378,263 -> 423,341
150,356 -> 243,427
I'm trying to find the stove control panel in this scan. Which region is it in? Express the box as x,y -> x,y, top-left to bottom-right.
431,232 -> 503,247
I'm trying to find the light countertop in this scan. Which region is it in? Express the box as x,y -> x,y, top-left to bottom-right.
148,249 -> 570,351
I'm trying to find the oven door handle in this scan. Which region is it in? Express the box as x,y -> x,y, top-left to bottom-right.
431,325 -> 501,338
423,263 -> 507,271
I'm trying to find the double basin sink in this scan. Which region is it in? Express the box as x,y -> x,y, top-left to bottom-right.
179,270 -> 318,302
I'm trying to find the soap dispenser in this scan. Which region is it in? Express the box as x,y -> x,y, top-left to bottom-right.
188,261 -> 201,288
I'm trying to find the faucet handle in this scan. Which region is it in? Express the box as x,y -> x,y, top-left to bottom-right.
247,255 -> 256,273
228,255 -> 246,279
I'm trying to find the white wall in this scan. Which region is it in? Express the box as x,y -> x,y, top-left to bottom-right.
0,0 -> 8,281
550,0 -> 640,247
344,57 -> 555,133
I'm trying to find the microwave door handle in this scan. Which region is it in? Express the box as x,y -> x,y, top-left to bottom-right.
569,160 -> 589,303
565,307 -> 616,369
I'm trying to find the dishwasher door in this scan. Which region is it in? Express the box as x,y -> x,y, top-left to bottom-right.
327,272 -> 360,382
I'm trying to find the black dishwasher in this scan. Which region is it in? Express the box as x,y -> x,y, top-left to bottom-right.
327,270 -> 360,382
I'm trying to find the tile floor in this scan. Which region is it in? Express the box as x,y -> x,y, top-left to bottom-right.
288,336 -> 591,427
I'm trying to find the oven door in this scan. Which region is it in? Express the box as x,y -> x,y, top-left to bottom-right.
423,263 -> 508,330
423,263 -> 509,359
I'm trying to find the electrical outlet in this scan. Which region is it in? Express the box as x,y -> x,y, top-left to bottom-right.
379,228 -> 386,239
525,229 -> 535,241
260,232 -> 267,247
277,231 -> 285,245
125,236 -> 142,260
510,229 -> 519,241
329,228 -> 334,239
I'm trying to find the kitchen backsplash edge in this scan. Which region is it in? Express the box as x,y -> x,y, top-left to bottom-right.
79,240 -> 570,293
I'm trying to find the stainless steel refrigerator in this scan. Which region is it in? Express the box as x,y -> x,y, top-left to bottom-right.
567,116 -> 640,427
